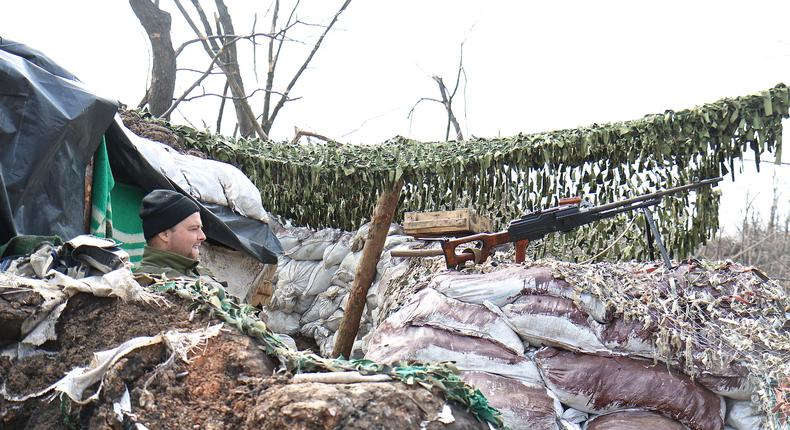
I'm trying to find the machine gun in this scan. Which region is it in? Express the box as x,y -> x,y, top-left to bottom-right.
391,177 -> 723,269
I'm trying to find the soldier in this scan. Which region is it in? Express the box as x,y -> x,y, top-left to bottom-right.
135,189 -> 207,278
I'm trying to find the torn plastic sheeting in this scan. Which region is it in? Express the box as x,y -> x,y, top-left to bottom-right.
365,325 -> 543,386
583,410 -> 687,430
459,371 -> 563,430
500,295 -> 608,354
535,347 -> 725,430
1,324 -> 222,404
56,269 -> 159,303
20,301 -> 68,347
386,287 -> 524,355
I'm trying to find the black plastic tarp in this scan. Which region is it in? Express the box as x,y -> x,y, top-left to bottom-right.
0,38 -> 117,244
0,38 -> 279,264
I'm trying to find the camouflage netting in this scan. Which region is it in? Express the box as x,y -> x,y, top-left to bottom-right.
125,83 -> 789,261
373,255 -> 790,428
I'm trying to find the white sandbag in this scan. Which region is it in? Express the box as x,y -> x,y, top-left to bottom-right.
365,281 -> 380,312
323,309 -> 344,332
382,235 -> 413,251
259,308 -> 301,336
300,285 -> 348,324
500,295 -> 608,354
126,124 -> 270,222
430,265 -> 610,322
271,260 -> 323,312
535,347 -> 725,430
350,222 -> 404,252
332,251 -> 363,287
276,227 -> 314,254
317,330 -> 336,357
303,265 -> 337,297
460,371 -> 563,430
293,294 -> 316,315
385,288 -> 524,354
725,399 -> 766,430
322,234 -> 352,269
366,325 -> 542,385
286,228 -> 343,261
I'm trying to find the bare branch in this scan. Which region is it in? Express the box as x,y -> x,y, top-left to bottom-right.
180,87 -> 298,103
216,79 -> 230,133
290,127 -> 341,145
266,0 -> 353,133
262,0 -> 281,128
174,33 -> 279,58
407,97 -> 443,119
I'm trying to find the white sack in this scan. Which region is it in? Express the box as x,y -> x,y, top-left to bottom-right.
430,265 -> 610,322
501,295 -> 608,354
271,260 -> 322,312
366,325 -> 542,385
386,288 -> 524,354
286,228 -> 343,261
725,399 -> 766,430
259,308 -> 301,336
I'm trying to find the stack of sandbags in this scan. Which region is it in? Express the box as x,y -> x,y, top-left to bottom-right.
366,259 -> 783,429
365,288 -> 572,430
262,223 -> 418,356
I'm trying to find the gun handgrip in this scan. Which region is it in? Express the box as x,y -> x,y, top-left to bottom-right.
441,231 -> 510,269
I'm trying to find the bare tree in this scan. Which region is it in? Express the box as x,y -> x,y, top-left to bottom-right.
130,0 -> 353,141
129,0 -> 177,118
408,42 -> 467,141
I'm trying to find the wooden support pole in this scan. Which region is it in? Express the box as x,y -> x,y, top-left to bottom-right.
333,179 -> 403,358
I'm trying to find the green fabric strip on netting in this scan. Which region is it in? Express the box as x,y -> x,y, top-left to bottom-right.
149,278 -> 505,428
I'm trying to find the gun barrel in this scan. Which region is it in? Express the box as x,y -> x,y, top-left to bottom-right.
587,176 -> 722,214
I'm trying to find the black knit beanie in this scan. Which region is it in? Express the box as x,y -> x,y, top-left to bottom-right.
139,190 -> 200,240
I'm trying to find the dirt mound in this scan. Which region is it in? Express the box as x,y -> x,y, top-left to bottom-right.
118,109 -> 208,159
0,288 -> 489,429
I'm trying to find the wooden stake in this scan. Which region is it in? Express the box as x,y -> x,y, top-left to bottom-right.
333,179 -> 403,358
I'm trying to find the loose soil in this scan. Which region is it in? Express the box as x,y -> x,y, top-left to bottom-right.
0,290 -> 488,430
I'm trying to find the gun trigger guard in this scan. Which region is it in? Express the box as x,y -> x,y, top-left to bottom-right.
461,248 -> 484,264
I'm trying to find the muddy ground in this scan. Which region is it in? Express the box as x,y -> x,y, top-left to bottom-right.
0,290 -> 488,429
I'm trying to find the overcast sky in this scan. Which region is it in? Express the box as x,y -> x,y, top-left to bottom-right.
2,0 -> 789,233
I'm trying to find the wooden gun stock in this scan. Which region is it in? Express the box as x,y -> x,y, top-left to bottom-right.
390,231 -> 530,269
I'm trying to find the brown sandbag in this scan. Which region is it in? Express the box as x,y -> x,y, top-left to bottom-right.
459,371 -> 561,430
535,347 -> 724,430
585,410 -> 687,430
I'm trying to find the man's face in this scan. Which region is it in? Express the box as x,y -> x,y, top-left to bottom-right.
163,212 -> 206,259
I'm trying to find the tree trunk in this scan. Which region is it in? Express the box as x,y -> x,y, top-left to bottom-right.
333,179 -> 403,358
129,0 -> 176,118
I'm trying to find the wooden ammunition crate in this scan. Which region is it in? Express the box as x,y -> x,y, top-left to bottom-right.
403,209 -> 493,237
